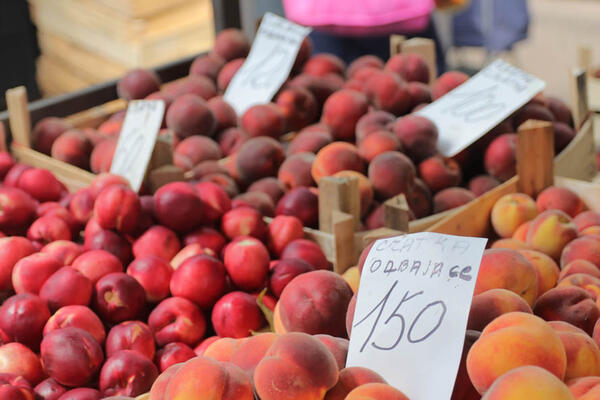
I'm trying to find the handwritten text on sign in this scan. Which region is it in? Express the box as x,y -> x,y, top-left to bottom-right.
224,12 -> 311,115
346,232 -> 487,400
416,60 -> 546,157
110,100 -> 165,191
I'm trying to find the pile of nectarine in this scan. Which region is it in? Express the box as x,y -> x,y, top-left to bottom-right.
30,27 -> 580,231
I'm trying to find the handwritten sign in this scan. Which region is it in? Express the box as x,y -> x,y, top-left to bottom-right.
346,232 -> 487,400
224,12 -> 311,114
416,60 -> 546,157
110,100 -> 165,191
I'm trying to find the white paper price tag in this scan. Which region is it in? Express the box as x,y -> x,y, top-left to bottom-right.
224,12 -> 311,115
110,100 -> 165,191
346,232 -> 487,400
416,60 -> 546,157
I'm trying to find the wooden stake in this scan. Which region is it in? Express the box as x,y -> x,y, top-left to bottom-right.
0,122 -> 7,153
578,47 -> 593,73
5,86 -> 31,147
401,38 -> 437,84
516,120 -> 555,197
318,176 -> 360,233
389,35 -> 406,57
332,210 -> 355,274
383,194 -> 410,232
148,165 -> 184,193
555,117 -> 596,181
568,68 -> 589,129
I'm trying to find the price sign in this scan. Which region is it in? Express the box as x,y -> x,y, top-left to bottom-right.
110,100 -> 165,191
346,232 -> 487,400
416,60 -> 546,157
224,12 -> 311,115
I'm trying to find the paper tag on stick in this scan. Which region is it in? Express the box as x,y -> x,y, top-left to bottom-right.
346,232 -> 487,400
110,100 -> 165,191
417,59 -> 546,157
224,12 -> 311,115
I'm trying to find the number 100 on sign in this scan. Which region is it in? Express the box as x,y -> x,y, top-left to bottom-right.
346,232 -> 487,400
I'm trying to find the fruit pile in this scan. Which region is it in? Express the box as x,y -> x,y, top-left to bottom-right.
0,152 -> 364,399
28,28 -> 578,229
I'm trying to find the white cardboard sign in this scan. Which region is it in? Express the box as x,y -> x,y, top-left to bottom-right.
346,232 -> 487,400
224,12 -> 311,115
110,100 -> 165,191
416,59 -> 546,157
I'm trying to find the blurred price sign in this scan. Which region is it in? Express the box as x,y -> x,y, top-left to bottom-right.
110,100 -> 165,191
224,12 -> 311,115
346,232 -> 487,400
417,60 -> 546,157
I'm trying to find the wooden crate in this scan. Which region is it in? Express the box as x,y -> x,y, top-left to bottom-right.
578,47 -> 600,113
93,0 -> 191,19
31,0 -> 214,69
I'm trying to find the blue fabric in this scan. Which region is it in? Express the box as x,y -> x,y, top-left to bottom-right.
452,0 -> 529,51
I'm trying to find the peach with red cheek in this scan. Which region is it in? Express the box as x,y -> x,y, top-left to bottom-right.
154,342 -> 196,372
536,186 -> 584,217
559,260 -> 600,281
72,249 -> 123,285
345,383 -> 409,400
480,365 -> 573,399
133,226 -> 181,261
312,142 -> 365,182
43,305 -> 105,345
221,207 -> 268,241
278,152 -> 316,190
518,249 -> 560,296
223,237 -> 269,292
276,187 -> 319,229
148,297 -> 206,347
39,266 -> 93,312
467,288 -> 533,331
99,350 -> 158,397
491,193 -> 538,238
12,253 -> 62,295
549,320 -> 600,380
526,210 -> 578,260
561,236 -> 600,269
93,272 -> 146,324
211,291 -> 266,338
321,89 -> 369,142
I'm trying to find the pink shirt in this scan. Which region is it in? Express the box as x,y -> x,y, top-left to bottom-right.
282,0 -> 435,35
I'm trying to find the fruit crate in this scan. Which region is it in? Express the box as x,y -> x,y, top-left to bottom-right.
426,118 -> 600,238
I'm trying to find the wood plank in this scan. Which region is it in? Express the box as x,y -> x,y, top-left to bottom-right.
554,117 -> 597,181
318,177 -> 360,233
389,35 -> 406,57
516,120 -> 555,197
5,87 -> 31,147
383,194 -> 410,232
401,37 -> 437,84
569,68 -> 590,129
408,208 -> 458,233
95,0 -> 190,18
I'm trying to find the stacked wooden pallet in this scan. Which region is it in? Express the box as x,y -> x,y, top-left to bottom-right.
29,0 -> 215,96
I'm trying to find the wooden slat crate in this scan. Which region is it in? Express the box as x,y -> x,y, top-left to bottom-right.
93,0 -> 191,19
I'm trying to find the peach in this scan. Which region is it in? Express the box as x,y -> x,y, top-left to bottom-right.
0,293 -> 50,350
276,87 -> 318,132
173,136 -> 221,171
418,156 -> 462,193
537,186 -> 584,217
558,273 -> 600,300
347,55 -> 384,78
344,66 -> 380,92
393,115 -> 438,163
232,192 -> 275,217
534,286 -> 600,335
27,216 -> 71,245
355,110 -> 395,143
4,164 -> 32,188
324,367 -> 386,400
280,238 -> 329,270
574,211 -> 600,233
154,342 -> 195,372
117,69 -> 160,100
433,187 -> 476,213
166,94 -> 216,139
51,130 -> 93,170
345,383 -> 409,400
170,243 -> 215,270
99,350 -> 158,397
72,249 -> 123,285
357,130 -> 401,163
560,260 -> 600,281
514,103 -> 555,128
43,305 -> 105,345
84,229 -> 132,271
40,241 -> 84,266
385,53 -> 430,83
312,142 -> 364,182
194,336 -> 219,356
88,173 -> 129,196
467,312 -> 567,394
342,266 -> 360,293
203,337 -> 241,362
154,182 -> 205,232
183,227 -> 226,254
240,103 -> 286,138
432,71 -> 469,100
211,291 -> 266,338
474,249 -> 538,305
187,160 -> 228,180
94,185 -> 140,233
269,259 -> 314,298
333,170 -> 374,217
17,168 -> 62,202
0,152 -> 15,180
292,36 -> 312,72
581,226 -> 600,236
254,332 -> 339,400
57,388 -> 102,399
89,137 -> 117,174
526,210 -> 578,260
163,75 -> 216,100
133,226 -> 181,262
278,270 -> 353,337
68,189 -> 95,224
513,221 -> 531,242
407,81 -> 432,110
41,328 -> 103,387
106,321 -> 155,360
549,320 -> 600,380
235,137 -> 285,184
406,177 -> 432,219
148,363 -> 183,400
287,125 -> 333,155
189,53 -> 226,81
568,376 -> 600,398
93,272 -> 146,324
165,357 -> 253,400
547,96 -> 573,126
289,73 -> 344,109
275,187 -> 319,228
39,267 -> 92,311
217,127 -> 248,156
34,378 -> 67,400
32,117 -> 71,155
217,57 -> 245,91
321,89 -> 369,141
561,236 -> 600,270
554,121 -> 576,152
148,297 -> 206,347
214,28 -> 250,61
225,332 -> 278,378
278,153 -> 316,189
484,133 -> 517,181
518,249 -> 560,296
481,365 -> 573,399
170,254 -> 226,309
223,236 -> 269,291
127,255 -> 172,303
451,330 -> 480,400
12,253 -> 62,295
0,342 -> 43,386
267,215 -> 304,256
467,288 -> 533,331
0,187 -> 37,230
314,334 -> 349,371
491,238 -> 532,250
221,206 -> 268,240
364,71 -> 411,115
368,151 -> 416,200
468,175 -> 500,196
194,181 -> 231,223
490,193 -> 538,238
303,54 -> 345,77
207,96 -> 237,132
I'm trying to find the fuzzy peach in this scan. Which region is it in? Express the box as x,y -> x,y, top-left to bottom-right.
559,260 -> 600,281
518,249 -> 560,296
491,193 -> 538,238
481,365 -> 573,400
321,89 -> 369,141
467,288 -> 533,331
43,305 -> 105,345
549,320 -> 600,380
275,187 -> 319,228
368,151 -> 416,200
526,210 -> 578,260
148,297 -> 206,347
